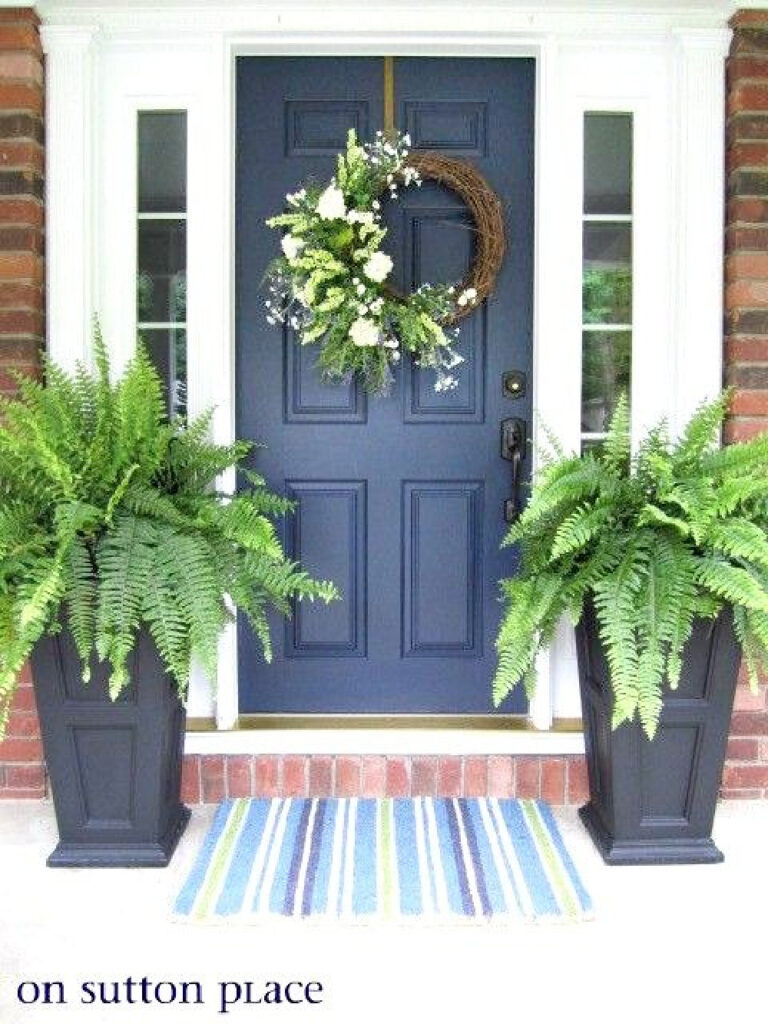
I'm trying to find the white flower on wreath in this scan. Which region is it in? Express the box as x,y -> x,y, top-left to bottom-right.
316,184 -> 346,220
280,234 -> 305,261
349,317 -> 380,348
363,251 -> 393,283
347,210 -> 375,226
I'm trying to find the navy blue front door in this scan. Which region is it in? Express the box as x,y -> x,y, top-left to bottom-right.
236,57 -> 534,714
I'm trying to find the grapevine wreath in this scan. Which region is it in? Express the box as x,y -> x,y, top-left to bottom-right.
264,130 -> 505,395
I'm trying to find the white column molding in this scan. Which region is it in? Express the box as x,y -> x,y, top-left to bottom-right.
212,36 -> 239,731
527,35 -> 567,731
40,24 -> 99,371
670,28 -> 732,436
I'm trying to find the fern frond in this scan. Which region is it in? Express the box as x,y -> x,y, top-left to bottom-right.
694,556 -> 768,613
601,392 -> 631,470
63,536 -> 97,680
676,391 -> 729,463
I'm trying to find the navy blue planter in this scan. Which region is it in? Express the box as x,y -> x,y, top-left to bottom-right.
30,628 -> 190,868
575,602 -> 741,865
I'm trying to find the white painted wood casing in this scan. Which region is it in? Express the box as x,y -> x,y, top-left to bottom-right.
39,2 -> 730,753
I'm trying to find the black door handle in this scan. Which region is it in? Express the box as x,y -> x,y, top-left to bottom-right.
501,418 -> 526,523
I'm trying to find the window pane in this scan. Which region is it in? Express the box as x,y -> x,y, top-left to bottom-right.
581,330 -> 631,433
140,327 -> 187,419
584,114 -> 632,215
583,223 -> 632,324
138,112 -> 187,213
137,220 -> 187,322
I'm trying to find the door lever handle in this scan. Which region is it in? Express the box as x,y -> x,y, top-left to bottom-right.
501,418 -> 526,523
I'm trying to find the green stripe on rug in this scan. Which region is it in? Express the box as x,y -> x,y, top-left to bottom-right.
520,799 -> 579,919
195,798 -> 249,919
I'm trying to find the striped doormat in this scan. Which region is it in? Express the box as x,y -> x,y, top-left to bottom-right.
174,797 -> 593,923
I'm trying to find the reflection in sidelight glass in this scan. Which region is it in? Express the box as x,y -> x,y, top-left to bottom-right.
583,114 -> 632,216
138,112 -> 187,214
582,224 -> 632,325
581,330 -> 632,434
137,111 -> 188,418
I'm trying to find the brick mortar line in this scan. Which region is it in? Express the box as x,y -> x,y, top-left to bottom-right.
0,111 -> 42,121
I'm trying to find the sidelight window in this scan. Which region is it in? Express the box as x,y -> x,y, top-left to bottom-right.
581,113 -> 633,450
136,111 -> 188,417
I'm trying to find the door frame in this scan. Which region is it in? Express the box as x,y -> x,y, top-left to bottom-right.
41,6 -> 729,750
226,40 -> 554,731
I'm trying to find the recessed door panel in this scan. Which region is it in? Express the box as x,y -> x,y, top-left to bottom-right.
402,481 -> 483,656
284,481 -> 367,657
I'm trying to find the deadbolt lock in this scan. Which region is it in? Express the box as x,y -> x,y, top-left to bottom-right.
502,370 -> 526,399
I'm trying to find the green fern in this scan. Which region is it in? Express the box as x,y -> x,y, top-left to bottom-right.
494,392 -> 768,739
0,329 -> 338,733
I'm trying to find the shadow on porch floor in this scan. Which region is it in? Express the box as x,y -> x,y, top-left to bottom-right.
1,800 -> 766,1022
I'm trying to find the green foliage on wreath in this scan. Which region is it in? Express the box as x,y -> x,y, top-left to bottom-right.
264,130 -> 476,395
0,327 -> 337,736
493,393 -> 768,738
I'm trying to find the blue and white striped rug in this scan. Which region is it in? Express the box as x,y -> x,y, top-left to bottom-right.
174,797 -> 593,923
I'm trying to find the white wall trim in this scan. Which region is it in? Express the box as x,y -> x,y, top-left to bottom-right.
670,27 -> 731,436
37,2 -> 739,37
40,23 -> 100,371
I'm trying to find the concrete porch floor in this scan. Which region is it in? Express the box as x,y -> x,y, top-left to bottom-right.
1,800 -> 766,1023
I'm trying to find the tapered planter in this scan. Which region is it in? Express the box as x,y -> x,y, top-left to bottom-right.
30,628 -> 190,868
575,601 -> 741,865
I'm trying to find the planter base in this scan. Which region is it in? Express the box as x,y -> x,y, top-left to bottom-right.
46,805 -> 191,869
579,803 -> 724,866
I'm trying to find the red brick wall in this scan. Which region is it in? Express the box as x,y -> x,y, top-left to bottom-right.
0,7 -> 45,799
723,9 -> 768,799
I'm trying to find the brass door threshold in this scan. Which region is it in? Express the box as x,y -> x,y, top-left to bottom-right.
187,715 -> 583,733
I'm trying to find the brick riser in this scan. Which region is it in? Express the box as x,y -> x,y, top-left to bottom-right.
180,755 -> 591,805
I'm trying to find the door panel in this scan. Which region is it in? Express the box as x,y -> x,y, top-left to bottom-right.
235,56 -> 535,714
